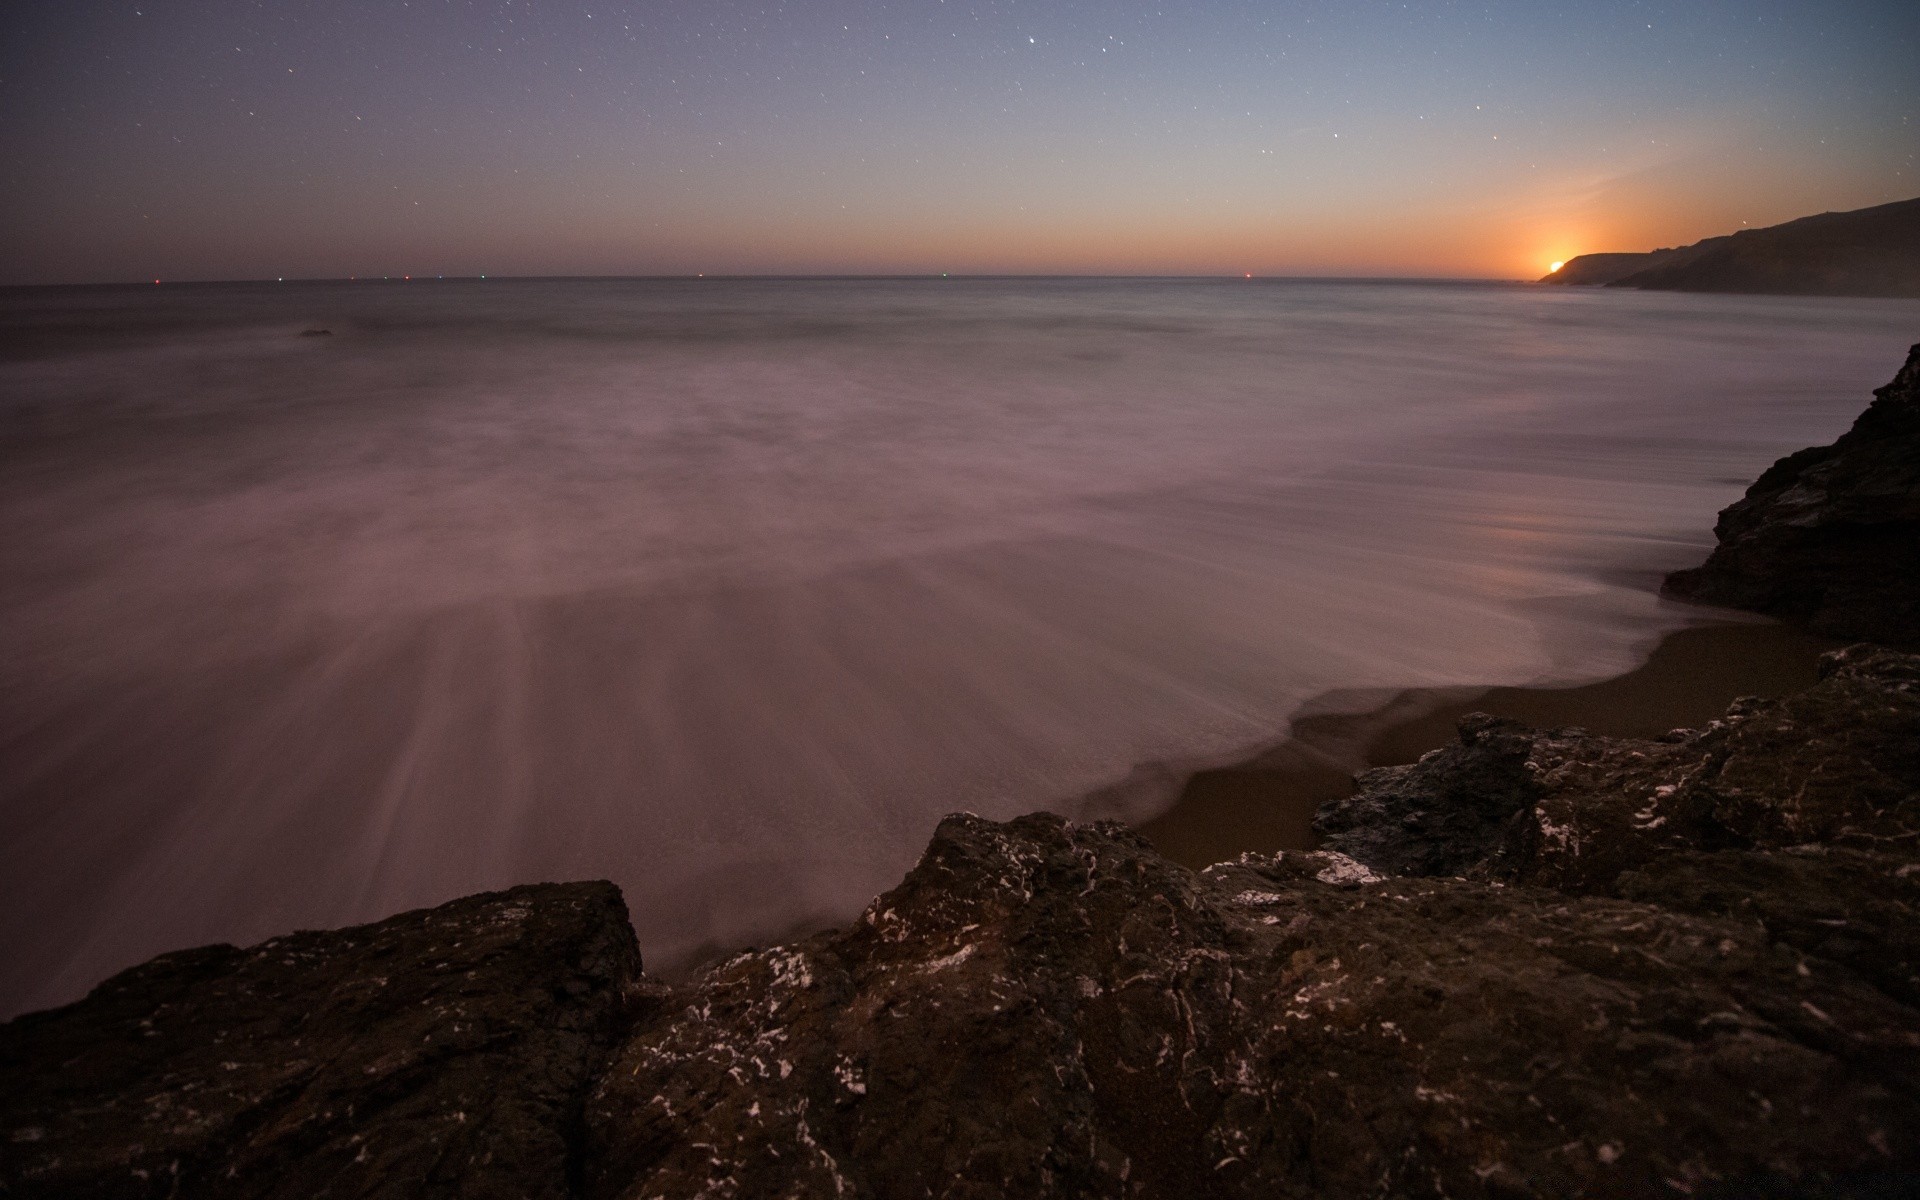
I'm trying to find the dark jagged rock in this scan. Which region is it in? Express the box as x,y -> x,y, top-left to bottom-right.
1319,646 -> 1920,894
1663,344 -> 1920,646
584,772 -> 1920,1198
0,882 -> 641,1200
1312,712 -> 1541,877
1616,847 -> 1920,1011
1494,645 -> 1920,891
1541,197 -> 1920,297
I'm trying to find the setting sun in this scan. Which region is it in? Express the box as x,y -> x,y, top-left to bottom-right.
1549,261 -> 1566,273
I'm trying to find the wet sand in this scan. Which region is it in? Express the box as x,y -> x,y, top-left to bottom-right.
1139,619 -> 1845,870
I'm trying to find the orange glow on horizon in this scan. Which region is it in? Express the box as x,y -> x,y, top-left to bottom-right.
79,185 -> 1890,286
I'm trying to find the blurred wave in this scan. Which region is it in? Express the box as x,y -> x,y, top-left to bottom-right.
3,277 -> 1915,1015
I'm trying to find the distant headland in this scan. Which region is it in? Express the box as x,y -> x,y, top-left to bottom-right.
1541,196 -> 1920,297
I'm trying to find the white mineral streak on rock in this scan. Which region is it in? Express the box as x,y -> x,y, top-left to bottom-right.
833,1058 -> 866,1096
1536,810 -> 1578,852
922,943 -> 976,973
791,1100 -> 851,1195
1231,890 -> 1288,906
1631,796 -> 1669,830
764,949 -> 813,991
1310,853 -> 1382,886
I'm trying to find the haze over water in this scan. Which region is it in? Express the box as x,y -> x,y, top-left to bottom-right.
3,277 -> 1914,1017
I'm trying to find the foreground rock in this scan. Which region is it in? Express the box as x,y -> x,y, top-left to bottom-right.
1318,645 -> 1920,890
585,645 -> 1920,1197
0,882 -> 640,1199
1663,343 -> 1920,646
587,796 -> 1920,1198
1319,644 -> 1920,981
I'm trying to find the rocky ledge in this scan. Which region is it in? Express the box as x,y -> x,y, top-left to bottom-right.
9,347 -> 1920,1198
1,883 -> 641,1199
1663,343 -> 1920,647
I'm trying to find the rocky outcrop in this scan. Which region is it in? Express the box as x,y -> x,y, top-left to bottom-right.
1541,197 -> 1920,297
1309,711 -> 1541,878
1317,645 -> 1920,892
1663,344 -> 1920,646
0,882 -> 642,1199
580,788 -> 1920,1199
586,650 -> 1920,1198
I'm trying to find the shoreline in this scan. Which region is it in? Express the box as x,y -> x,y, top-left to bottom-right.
1138,615 -> 1844,869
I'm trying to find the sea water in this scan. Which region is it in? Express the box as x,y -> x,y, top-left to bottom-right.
3,276 -> 1914,1016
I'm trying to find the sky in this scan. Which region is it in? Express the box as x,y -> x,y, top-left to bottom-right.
1,0 -> 1914,284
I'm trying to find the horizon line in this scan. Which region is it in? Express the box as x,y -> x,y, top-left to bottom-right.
4,271 -> 1528,290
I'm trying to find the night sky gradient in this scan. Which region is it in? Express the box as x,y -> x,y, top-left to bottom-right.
3,0 -> 1915,284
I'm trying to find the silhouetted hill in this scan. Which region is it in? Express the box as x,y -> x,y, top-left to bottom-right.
1541,196 -> 1920,296
1542,246 -> 1716,285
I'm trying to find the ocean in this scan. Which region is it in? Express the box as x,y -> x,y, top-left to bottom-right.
3,276 -> 1914,1017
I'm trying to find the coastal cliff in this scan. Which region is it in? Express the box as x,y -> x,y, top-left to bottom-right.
8,349 -> 1920,1198
1541,197 -> 1920,297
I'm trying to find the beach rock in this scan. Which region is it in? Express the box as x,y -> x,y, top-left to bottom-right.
1664,343 -> 1920,646
1489,645 -> 1920,893
1311,712 -> 1541,877
584,805 -> 1920,1199
0,881 -> 641,1200
1616,846 -> 1920,1011
1318,647 -> 1920,894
